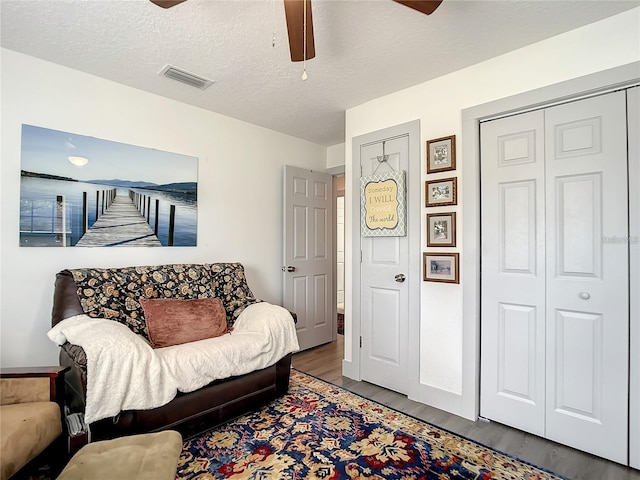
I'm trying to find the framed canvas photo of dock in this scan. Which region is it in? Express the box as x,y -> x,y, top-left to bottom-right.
19,124 -> 198,247
425,177 -> 457,207
423,252 -> 459,283
427,212 -> 456,247
426,135 -> 456,174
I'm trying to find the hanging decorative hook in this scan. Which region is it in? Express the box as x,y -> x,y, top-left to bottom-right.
374,141 -> 396,174
377,141 -> 389,164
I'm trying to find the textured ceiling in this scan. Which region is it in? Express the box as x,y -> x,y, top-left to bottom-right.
1,0 -> 638,146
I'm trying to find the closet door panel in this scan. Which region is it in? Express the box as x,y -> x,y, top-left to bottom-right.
545,91 -> 629,464
555,173 -> 602,277
480,110 -> 546,435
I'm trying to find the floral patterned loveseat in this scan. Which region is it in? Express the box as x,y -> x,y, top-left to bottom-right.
50,263 -> 296,441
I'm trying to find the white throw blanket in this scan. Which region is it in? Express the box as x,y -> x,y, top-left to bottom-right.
47,302 -> 300,424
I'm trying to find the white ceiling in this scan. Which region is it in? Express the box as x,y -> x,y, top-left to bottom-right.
1,0 -> 638,146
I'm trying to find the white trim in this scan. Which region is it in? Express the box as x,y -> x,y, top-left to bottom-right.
628,85 -> 640,470
480,81 -> 640,123
326,165 -> 346,176
461,61 -> 640,422
344,120 -> 421,399
331,175 -> 338,346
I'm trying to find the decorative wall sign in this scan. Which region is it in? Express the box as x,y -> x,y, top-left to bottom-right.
425,177 -> 457,207
361,170 -> 406,237
427,212 -> 456,247
426,135 -> 456,173
423,252 -> 459,283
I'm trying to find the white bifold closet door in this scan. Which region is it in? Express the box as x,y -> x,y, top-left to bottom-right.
480,108 -> 546,436
480,91 -> 629,464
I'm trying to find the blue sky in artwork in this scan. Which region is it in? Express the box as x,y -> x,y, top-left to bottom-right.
21,124 -> 197,185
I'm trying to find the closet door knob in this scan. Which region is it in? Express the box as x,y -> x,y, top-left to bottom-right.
579,292 -> 591,300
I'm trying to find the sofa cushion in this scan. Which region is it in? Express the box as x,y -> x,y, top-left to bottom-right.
70,264 -> 219,340
141,297 -> 229,348
0,402 -> 61,480
209,263 -> 260,325
69,263 -> 259,340
0,377 -> 51,405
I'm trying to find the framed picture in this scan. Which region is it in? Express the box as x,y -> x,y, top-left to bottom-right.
427,212 -> 456,247
423,252 -> 459,283
425,177 -> 457,207
426,135 -> 456,173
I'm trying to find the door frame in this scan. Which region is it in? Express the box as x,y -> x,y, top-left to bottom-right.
344,120 -> 421,401
328,166 -> 345,342
461,62 -> 640,421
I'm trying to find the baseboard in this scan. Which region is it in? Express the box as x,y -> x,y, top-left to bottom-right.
341,359 -> 360,381
417,384 -> 475,421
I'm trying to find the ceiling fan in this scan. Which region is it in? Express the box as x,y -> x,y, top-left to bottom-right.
150,0 -> 443,62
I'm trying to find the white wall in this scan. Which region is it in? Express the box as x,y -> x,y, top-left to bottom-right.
0,49 -> 327,367
344,8 -> 640,419
326,143 -> 345,170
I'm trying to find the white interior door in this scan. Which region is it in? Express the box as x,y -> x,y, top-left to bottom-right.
480,109 -> 546,436
544,91 -> 628,463
360,136 -> 410,395
480,91 -> 630,464
283,165 -> 334,351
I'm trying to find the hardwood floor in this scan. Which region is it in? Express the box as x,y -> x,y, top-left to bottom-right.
292,336 -> 640,480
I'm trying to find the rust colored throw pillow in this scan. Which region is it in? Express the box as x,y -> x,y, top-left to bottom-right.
140,298 -> 229,348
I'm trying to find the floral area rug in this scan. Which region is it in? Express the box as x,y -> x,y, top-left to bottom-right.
177,370 -> 565,479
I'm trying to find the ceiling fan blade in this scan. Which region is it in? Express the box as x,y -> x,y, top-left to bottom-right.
284,0 -> 315,62
393,0 -> 443,15
150,0 -> 187,9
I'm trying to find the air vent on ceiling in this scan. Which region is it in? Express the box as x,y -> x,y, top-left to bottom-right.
158,64 -> 214,90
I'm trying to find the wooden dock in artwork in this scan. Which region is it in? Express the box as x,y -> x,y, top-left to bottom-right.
75,193 -> 162,247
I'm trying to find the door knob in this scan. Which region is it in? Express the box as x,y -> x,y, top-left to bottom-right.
579,292 -> 590,300
395,274 -> 406,283
282,266 -> 296,272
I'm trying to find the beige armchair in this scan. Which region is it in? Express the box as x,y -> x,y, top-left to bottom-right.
0,366 -> 68,480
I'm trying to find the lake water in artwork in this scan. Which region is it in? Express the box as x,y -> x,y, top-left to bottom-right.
20,176 -> 197,247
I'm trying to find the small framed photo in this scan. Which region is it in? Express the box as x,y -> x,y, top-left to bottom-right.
427,135 -> 456,173
425,177 -> 457,207
427,212 -> 456,247
423,252 -> 459,283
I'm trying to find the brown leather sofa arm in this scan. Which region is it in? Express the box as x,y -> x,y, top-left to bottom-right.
51,270 -> 84,326
0,366 -> 69,409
